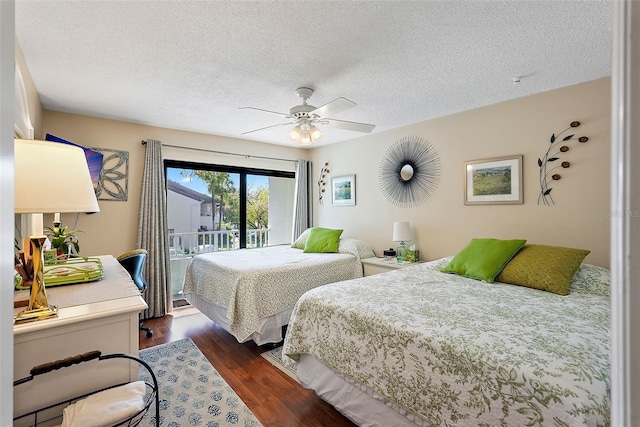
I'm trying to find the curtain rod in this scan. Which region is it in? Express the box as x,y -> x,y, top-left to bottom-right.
141,140 -> 298,164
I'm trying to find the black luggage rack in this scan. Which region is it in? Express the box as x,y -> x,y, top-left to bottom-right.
13,350 -> 159,427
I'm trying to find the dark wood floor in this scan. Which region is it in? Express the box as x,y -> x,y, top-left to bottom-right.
139,306 -> 356,427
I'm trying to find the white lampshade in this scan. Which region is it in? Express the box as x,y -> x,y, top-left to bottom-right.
309,125 -> 323,141
288,125 -> 301,141
392,221 -> 412,242
302,132 -> 315,145
15,139 -> 100,216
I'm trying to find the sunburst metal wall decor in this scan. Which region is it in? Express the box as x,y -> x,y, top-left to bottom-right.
378,136 -> 441,208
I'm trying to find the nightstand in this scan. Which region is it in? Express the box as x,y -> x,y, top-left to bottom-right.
361,257 -> 423,276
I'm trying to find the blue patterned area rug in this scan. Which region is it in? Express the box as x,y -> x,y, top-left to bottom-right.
139,338 -> 262,426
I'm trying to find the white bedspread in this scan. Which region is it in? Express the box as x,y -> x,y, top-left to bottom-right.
182,240 -> 374,343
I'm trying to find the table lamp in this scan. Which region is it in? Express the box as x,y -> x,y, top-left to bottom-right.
14,139 -> 100,323
393,221 -> 412,262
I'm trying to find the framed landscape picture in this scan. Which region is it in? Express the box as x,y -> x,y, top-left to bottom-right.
464,155 -> 523,205
331,174 -> 356,206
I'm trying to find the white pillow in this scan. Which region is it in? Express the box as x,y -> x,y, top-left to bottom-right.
61,381 -> 146,427
338,238 -> 375,260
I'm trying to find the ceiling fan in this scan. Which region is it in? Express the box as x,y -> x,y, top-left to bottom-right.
239,87 -> 376,145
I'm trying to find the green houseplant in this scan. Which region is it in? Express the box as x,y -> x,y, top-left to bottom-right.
44,223 -> 82,259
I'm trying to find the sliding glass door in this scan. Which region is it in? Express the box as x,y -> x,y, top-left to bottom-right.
247,174 -> 295,247
165,160 -> 295,302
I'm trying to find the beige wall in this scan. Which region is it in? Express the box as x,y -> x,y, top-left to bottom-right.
39,111 -> 307,258
27,67 -> 610,266
311,77 -> 611,267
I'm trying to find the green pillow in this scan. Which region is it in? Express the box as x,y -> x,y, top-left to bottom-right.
495,244 -> 590,295
441,238 -> 527,282
291,228 -> 312,249
303,227 -> 343,253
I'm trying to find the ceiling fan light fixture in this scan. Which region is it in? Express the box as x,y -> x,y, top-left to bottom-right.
288,120 -> 322,145
240,86 -> 374,143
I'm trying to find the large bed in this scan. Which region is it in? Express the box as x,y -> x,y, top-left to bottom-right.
282,248 -> 611,426
182,237 -> 375,345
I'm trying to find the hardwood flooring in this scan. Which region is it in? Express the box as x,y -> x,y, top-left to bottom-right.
139,306 -> 357,427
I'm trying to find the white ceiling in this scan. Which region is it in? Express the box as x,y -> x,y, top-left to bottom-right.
15,1 -> 612,148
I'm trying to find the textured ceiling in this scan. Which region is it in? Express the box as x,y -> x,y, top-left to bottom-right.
15,1 -> 612,148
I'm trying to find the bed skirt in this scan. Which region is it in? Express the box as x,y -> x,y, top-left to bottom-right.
297,354 -> 427,427
185,293 -> 292,345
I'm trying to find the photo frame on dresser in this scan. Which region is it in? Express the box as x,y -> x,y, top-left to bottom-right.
331,174 -> 356,206
464,155 -> 523,205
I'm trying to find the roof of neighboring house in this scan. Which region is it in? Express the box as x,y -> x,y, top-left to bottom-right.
167,180 -> 213,203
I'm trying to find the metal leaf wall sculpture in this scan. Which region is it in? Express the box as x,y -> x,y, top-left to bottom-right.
537,121 -> 589,206
317,162 -> 330,205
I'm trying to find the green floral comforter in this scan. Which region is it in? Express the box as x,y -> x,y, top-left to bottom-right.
182,239 -> 374,342
283,257 -> 610,426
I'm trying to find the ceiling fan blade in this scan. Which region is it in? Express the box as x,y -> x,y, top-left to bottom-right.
239,107 -> 289,117
310,97 -> 356,118
322,118 -> 376,133
241,122 -> 294,135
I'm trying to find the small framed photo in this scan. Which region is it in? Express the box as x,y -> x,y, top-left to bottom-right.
331,174 -> 356,206
464,155 -> 523,205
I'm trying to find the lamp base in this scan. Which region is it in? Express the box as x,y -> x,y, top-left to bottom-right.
396,241 -> 408,262
14,235 -> 58,325
14,305 -> 58,324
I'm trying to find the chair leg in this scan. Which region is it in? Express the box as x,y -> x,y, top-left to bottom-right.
140,321 -> 153,338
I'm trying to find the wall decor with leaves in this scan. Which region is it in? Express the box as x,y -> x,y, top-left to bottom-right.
92,148 -> 130,201
317,162 -> 330,205
537,121 -> 589,206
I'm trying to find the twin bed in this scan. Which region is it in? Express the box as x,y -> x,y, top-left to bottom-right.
282,244 -> 611,426
182,237 -> 375,345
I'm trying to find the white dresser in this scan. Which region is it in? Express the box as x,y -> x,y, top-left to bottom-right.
13,255 -> 147,420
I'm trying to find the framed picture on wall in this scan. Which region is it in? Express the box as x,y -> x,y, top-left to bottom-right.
331,174 -> 356,206
464,155 -> 523,205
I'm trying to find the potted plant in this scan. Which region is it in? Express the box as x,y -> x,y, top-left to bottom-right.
44,223 -> 82,261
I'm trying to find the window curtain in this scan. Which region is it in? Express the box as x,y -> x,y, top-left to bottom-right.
292,159 -> 312,240
138,139 -> 171,319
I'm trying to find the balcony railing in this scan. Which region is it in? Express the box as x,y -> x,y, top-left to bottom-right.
168,228 -> 270,257
168,228 -> 270,301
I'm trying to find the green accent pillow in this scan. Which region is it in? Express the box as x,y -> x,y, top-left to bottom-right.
441,238 -> 527,282
303,227 -> 344,253
291,228 -> 312,249
495,244 -> 590,295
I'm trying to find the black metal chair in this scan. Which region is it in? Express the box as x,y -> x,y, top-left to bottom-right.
117,249 -> 153,338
